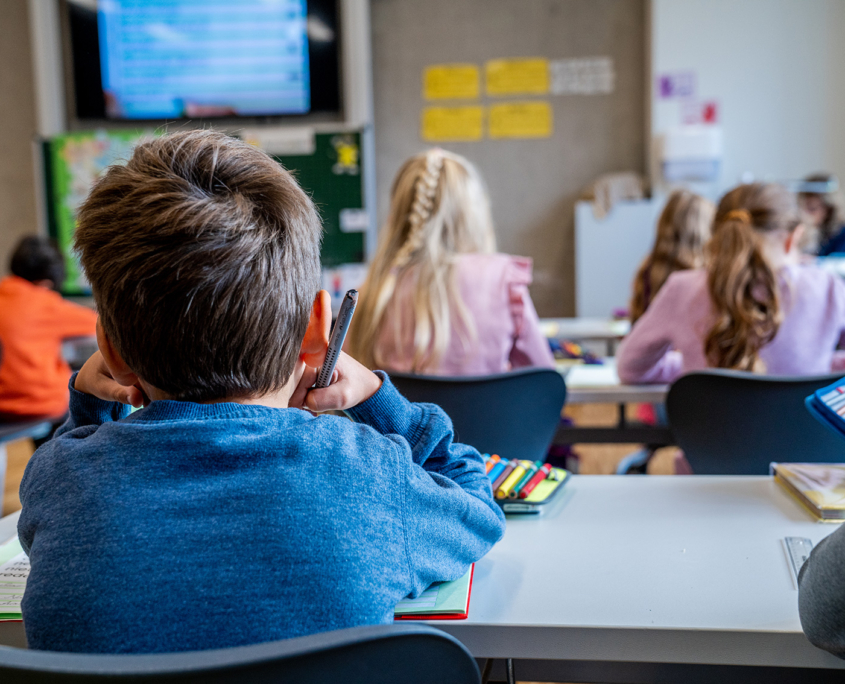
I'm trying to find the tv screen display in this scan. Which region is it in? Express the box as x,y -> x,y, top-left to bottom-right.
65,0 -> 341,121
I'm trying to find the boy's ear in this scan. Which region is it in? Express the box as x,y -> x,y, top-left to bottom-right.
300,290 -> 332,368
96,319 -> 141,387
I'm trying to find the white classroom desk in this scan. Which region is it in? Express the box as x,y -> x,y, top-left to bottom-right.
2,478 -> 843,681
436,476 -> 845,682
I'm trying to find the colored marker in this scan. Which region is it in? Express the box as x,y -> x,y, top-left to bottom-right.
497,460 -> 532,499
548,467 -> 566,481
492,459 -> 518,491
487,459 -> 507,483
509,460 -> 543,498
518,464 -> 553,499
485,454 -> 501,473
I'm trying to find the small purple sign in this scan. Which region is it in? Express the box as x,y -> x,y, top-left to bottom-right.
657,71 -> 696,99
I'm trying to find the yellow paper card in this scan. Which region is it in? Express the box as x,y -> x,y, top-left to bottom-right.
488,102 -> 553,139
486,58 -> 549,96
421,106 -> 484,142
423,64 -> 480,100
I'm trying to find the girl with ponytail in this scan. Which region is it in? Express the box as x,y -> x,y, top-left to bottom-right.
630,189 -> 714,324
617,183 -> 845,383
347,149 -> 554,374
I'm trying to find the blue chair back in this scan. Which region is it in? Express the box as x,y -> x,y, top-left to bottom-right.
0,624 -> 479,683
667,370 -> 845,474
389,368 -> 566,462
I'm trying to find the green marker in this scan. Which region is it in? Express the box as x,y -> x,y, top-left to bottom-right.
508,460 -> 544,498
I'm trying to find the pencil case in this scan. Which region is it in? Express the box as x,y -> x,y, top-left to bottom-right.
806,378 -> 845,442
495,467 -> 571,514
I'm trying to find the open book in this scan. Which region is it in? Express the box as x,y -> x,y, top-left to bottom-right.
394,565 -> 473,620
0,536 -> 27,621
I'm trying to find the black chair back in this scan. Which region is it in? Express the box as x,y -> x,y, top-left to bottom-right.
666,370 -> 845,474
389,368 -> 566,462
0,624 -> 479,683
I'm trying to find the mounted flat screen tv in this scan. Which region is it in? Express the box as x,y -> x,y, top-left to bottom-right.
63,0 -> 342,122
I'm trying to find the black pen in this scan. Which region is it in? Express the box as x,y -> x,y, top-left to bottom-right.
315,289 -> 358,388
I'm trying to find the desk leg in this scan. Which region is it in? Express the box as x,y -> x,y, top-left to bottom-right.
506,658 -> 515,684
480,658 -> 492,684
617,403 -> 626,429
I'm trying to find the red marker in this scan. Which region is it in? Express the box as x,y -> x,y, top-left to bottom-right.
485,454 -> 501,473
518,464 -> 553,499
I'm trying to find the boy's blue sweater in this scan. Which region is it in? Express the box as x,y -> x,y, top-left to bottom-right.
17,372 -> 506,654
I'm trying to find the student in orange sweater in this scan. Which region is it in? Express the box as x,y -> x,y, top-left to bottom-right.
0,237 -> 97,418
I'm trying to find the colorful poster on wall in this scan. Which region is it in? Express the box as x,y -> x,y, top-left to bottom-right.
485,58 -> 549,96
423,64 -> 480,100
45,129 -> 157,294
421,106 -> 485,141
488,102 -> 553,139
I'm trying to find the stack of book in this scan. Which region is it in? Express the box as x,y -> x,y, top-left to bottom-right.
773,463 -> 845,522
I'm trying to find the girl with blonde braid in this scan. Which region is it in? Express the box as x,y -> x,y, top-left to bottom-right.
348,149 -> 554,375
617,183 -> 845,384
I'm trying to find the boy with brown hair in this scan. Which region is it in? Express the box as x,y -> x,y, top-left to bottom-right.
17,130 -> 505,654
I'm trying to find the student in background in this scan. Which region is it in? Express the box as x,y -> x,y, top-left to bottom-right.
798,173 -> 845,256
348,149 -> 554,375
0,236 -> 97,419
617,183 -> 845,384
629,189 -> 714,324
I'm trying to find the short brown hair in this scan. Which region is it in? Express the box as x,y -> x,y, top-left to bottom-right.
75,130 -> 322,401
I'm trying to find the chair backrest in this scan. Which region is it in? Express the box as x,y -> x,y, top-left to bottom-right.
0,624 -> 479,684
666,370 -> 845,474
389,368 -> 566,462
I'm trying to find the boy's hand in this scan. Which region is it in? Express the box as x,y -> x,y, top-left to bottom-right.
290,351 -> 382,413
75,351 -> 146,408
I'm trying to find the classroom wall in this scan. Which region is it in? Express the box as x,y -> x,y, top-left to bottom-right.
0,0 -> 39,273
370,0 -> 647,317
651,0 -> 845,194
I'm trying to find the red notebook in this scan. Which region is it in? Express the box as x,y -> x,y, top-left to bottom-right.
394,564 -> 474,621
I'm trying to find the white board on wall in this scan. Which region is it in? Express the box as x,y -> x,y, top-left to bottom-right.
575,199 -> 661,318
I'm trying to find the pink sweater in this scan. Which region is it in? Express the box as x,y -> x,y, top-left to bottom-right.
617,266 -> 845,384
374,253 -> 555,375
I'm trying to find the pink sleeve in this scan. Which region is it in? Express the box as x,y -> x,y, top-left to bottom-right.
506,257 -> 555,370
616,280 -> 684,384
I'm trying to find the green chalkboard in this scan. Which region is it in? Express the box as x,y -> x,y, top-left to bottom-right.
42,129 -> 366,295
273,132 -> 366,266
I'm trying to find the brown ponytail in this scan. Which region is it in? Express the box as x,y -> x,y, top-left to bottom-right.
704,184 -> 800,371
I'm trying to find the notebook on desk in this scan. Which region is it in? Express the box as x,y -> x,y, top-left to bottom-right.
0,536 -> 27,621
564,361 -> 618,388
0,534 -> 473,623
772,463 -> 845,522
394,565 -> 473,620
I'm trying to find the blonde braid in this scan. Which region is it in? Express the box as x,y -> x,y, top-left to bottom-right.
393,149 -> 444,268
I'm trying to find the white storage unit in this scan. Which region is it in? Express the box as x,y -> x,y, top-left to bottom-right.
575,199 -> 662,318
